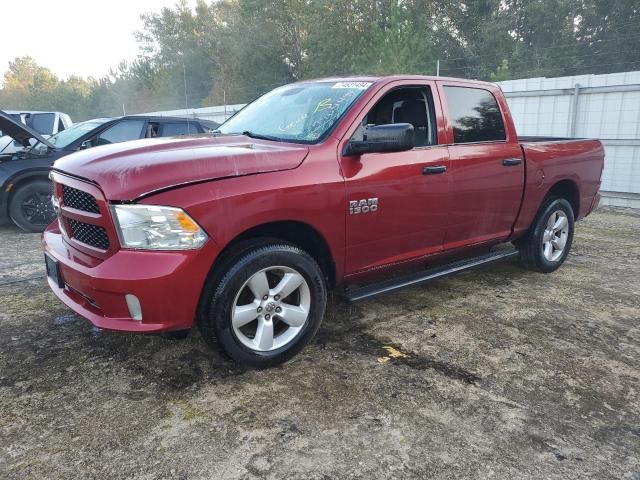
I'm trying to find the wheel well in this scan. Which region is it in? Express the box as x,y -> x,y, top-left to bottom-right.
196,221 -> 336,325
220,221 -> 336,288
547,180 -> 579,218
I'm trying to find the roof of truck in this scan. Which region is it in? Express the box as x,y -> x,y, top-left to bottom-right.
298,75 -> 498,88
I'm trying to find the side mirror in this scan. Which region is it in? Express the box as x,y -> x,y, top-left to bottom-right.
80,139 -> 93,150
344,123 -> 415,156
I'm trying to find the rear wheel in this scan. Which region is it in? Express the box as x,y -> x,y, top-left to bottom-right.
518,197 -> 574,273
200,241 -> 327,368
9,180 -> 56,233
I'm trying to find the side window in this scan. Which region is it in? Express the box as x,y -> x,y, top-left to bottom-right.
57,117 -> 66,133
444,86 -> 506,143
94,120 -> 146,146
351,87 -> 437,147
160,122 -> 199,136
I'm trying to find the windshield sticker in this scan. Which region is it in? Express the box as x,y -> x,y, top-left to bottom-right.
332,81 -> 372,90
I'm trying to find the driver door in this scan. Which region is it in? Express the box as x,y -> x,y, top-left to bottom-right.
339,81 -> 450,275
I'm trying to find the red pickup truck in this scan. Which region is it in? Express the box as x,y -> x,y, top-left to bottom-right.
43,76 -> 604,367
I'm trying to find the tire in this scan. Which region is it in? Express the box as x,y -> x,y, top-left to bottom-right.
518,197 -> 574,273
199,241 -> 327,368
9,180 -> 56,233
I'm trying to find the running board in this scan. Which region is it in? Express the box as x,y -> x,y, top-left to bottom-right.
344,249 -> 520,302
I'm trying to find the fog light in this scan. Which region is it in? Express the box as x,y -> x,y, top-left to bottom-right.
125,294 -> 143,321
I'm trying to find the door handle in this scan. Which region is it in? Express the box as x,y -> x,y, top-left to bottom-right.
422,165 -> 447,175
503,158 -> 522,166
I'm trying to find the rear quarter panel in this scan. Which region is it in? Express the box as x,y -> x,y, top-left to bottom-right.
512,139 -> 604,238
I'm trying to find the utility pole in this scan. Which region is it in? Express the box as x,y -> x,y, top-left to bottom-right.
182,56 -> 188,109
569,83 -> 581,137
436,59 -> 440,77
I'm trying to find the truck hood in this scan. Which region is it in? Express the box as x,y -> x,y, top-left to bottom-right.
0,110 -> 55,149
52,134 -> 310,200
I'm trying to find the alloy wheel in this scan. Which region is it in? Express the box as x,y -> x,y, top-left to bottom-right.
542,210 -> 569,262
22,191 -> 55,225
231,266 -> 311,352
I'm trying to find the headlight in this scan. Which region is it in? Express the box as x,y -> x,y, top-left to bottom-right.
111,205 -> 207,250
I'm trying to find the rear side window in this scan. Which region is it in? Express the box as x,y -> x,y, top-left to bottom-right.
444,86 -> 506,143
161,122 -> 200,136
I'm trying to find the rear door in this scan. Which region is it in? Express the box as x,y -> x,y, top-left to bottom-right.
439,83 -> 524,249
339,80 -> 451,274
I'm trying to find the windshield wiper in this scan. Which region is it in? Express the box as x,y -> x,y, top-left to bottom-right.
240,130 -> 282,142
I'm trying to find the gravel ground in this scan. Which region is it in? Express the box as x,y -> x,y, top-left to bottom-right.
0,207 -> 639,480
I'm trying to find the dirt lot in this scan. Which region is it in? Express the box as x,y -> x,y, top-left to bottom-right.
0,207 -> 639,480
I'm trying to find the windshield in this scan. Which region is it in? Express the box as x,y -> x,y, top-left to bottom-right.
218,81 -> 372,143
47,120 -> 108,148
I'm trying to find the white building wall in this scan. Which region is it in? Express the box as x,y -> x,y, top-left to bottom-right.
498,71 -> 640,208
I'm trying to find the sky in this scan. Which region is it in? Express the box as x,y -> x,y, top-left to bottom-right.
0,0 -> 194,80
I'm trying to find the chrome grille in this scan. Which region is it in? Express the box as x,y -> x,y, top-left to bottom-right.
63,185 -> 100,214
68,219 -> 110,250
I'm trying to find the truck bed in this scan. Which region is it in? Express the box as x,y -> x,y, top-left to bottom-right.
511,137 -> 604,238
518,136 -> 588,144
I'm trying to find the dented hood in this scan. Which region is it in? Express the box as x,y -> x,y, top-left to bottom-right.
52,134 -> 309,200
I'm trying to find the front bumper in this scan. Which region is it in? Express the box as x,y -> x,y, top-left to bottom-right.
42,221 -> 218,333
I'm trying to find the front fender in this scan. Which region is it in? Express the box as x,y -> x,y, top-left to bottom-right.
140,156 -> 347,282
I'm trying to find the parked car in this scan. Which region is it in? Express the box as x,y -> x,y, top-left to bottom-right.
42,76 -> 604,367
0,111 -> 219,231
0,110 -> 73,154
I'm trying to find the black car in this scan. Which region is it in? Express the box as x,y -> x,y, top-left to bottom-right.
0,111 -> 219,232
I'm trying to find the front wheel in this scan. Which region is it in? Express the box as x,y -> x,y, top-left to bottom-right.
518,197 -> 575,273
200,242 -> 327,368
9,180 -> 56,233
